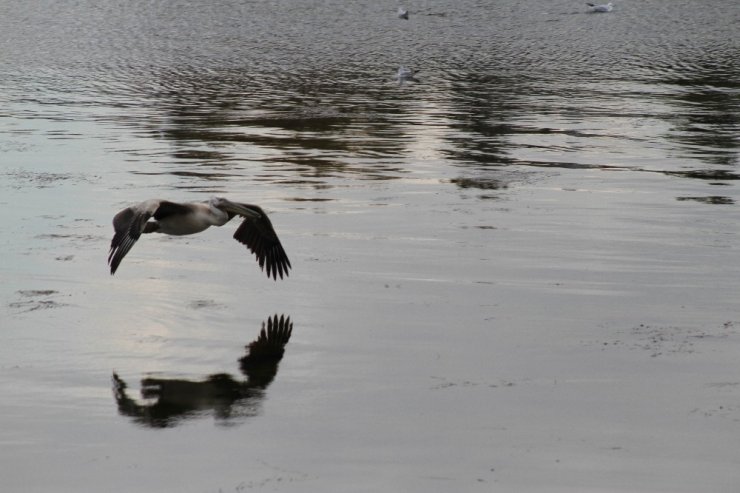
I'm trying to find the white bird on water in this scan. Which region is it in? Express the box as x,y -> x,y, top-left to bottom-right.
586,2 -> 613,12
108,196 -> 291,279
397,65 -> 419,85
397,6 -> 409,19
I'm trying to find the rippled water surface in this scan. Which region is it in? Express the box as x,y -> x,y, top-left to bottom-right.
2,1 -> 740,491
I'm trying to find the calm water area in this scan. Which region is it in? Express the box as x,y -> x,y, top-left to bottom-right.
1,0 -> 739,491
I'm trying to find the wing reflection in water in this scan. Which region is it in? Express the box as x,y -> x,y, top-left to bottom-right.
112,315 -> 293,428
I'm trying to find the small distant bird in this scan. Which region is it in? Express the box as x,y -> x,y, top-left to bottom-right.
397,65 -> 419,85
586,2 -> 613,12
397,6 -> 409,19
108,196 -> 291,279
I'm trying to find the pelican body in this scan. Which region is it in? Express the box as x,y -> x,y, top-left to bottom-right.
109,197 -> 291,279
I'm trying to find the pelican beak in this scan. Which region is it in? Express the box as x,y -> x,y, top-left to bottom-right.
220,199 -> 261,219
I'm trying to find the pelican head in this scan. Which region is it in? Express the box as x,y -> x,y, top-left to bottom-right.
209,196 -> 261,219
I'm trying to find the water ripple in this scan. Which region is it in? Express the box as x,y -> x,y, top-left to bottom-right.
0,0 -> 737,182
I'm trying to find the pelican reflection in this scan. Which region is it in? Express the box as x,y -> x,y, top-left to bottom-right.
112,315 -> 293,427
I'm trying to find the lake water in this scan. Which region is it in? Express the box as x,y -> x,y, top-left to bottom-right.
1,0 -> 739,491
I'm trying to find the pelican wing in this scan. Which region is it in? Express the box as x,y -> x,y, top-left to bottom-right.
227,203 -> 292,280
239,315 -> 293,388
108,199 -> 179,275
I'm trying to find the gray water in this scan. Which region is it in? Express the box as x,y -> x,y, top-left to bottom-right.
1,0 -> 740,491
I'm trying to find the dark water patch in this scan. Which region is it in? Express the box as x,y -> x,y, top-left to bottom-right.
46,129 -> 84,139
10,290 -> 69,313
171,185 -> 230,193
676,196 -> 735,205
168,170 -> 235,179
268,179 -> 334,190
707,382 -> 740,389
164,127 -> 356,156
587,322 -> 738,358
171,150 -> 231,161
451,177 -> 508,191
284,197 -> 335,202
4,169 -> 100,189
628,323 -> 734,357
266,155 -> 404,182
690,404 -> 740,422
230,113 -> 352,132
501,162 -> 740,184
35,233 -> 100,243
8,300 -> 67,313
187,299 -> 226,310
17,290 -> 58,297
131,170 -> 237,180
519,160 -> 632,173
430,376 -> 515,390
666,169 -> 740,181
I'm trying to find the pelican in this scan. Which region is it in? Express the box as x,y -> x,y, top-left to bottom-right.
397,6 -> 409,19
108,197 -> 291,279
586,2 -> 613,12
397,65 -> 419,85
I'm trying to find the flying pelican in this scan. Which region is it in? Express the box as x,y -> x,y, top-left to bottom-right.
586,2 -> 613,12
108,197 -> 291,279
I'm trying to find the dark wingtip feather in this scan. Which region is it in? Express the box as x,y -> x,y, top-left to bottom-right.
232,214 -> 292,280
108,233 -> 136,275
267,246 -> 291,281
